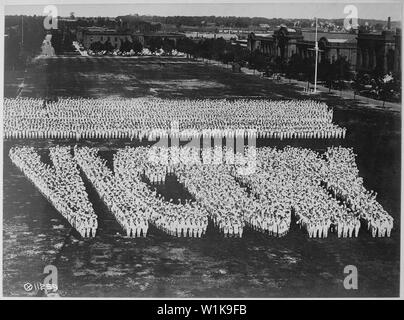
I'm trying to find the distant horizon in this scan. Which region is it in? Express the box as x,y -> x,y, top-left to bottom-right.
4,12 -> 402,23
4,3 -> 402,21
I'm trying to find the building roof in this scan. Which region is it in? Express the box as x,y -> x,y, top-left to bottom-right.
278,24 -> 297,33
80,26 -> 132,36
357,30 -> 398,41
143,32 -> 186,37
302,31 -> 356,42
256,32 -> 274,37
327,38 -> 352,43
59,18 -> 77,22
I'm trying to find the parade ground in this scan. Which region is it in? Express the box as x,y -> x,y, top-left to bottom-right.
3,56 -> 400,297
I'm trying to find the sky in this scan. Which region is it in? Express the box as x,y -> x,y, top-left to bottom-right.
3,0 -> 403,21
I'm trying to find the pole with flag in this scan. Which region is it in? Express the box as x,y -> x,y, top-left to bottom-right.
21,15 -> 24,49
307,17 -> 322,94
314,17 -> 318,93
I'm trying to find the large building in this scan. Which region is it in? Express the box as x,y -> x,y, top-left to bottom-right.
300,30 -> 357,67
248,25 -> 357,69
185,32 -> 237,41
247,32 -> 276,55
247,20 -> 401,75
76,27 -> 187,50
76,27 -> 133,49
142,32 -> 186,46
356,28 -> 401,74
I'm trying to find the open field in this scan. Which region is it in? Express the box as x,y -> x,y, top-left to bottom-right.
3,56 -> 400,297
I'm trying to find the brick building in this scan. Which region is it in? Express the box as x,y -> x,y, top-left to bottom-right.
247,19 -> 401,75
248,25 -> 357,69
356,27 -> 401,74
76,27 -> 133,49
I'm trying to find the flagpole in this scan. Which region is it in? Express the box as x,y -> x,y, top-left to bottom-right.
21,15 -> 24,49
314,17 -> 318,93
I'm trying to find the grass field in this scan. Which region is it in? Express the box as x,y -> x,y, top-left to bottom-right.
3,56 -> 401,297
7,56 -> 295,99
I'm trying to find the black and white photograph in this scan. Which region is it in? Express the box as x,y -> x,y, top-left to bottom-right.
1,0 -> 402,299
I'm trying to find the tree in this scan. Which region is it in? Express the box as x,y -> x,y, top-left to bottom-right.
176,37 -> 197,57
333,56 -> 351,81
62,30 -> 75,52
132,40 -> 143,54
162,38 -> 174,54
5,15 -> 47,65
286,53 -> 305,78
120,39 -> 131,52
103,40 -> 114,53
323,60 -> 336,91
248,49 -> 267,71
4,27 -> 21,70
148,37 -> 163,53
50,30 -> 63,54
89,41 -> 103,52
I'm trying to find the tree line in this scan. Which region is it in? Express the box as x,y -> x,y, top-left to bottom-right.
89,38 -> 143,53
5,15 -> 46,70
174,36 -> 400,102
5,15 -> 80,69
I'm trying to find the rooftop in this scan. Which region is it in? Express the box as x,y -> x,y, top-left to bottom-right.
81,28 -> 132,36
302,31 -> 356,42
